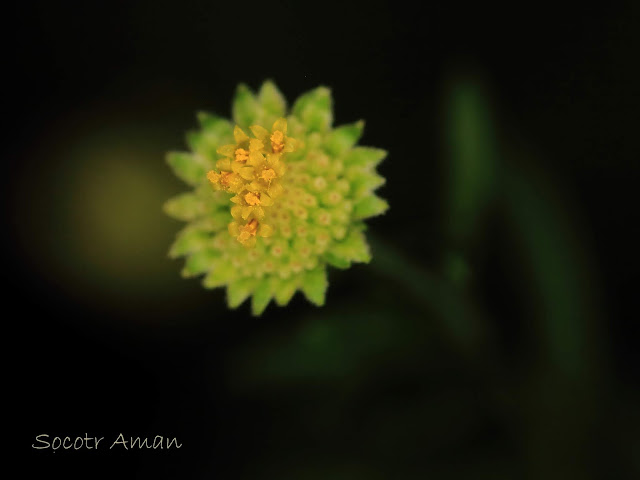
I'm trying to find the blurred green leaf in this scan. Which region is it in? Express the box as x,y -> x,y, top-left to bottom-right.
446,80 -> 497,245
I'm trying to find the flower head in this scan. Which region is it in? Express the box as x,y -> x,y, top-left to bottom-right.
165,81 -> 388,315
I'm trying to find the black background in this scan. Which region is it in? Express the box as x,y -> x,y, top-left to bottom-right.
8,1 -> 639,478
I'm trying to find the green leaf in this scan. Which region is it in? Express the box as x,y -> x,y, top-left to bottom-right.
166,151 -> 207,186
447,79 -> 497,244
227,278 -> 258,309
353,195 -> 388,220
163,193 -> 203,221
251,279 -> 273,316
343,147 -> 387,168
169,227 -> 211,258
301,267 -> 328,306
292,86 -> 333,132
273,276 -> 300,306
258,80 -> 286,119
182,249 -> 220,277
232,84 -> 260,129
323,121 -> 364,155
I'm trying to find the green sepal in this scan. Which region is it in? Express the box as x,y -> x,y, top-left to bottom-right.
292,87 -> 332,132
258,80 -> 286,120
301,267 -> 328,306
227,277 -> 258,309
343,147 -> 387,169
182,249 -> 220,277
232,84 -> 260,129
323,121 -> 364,156
166,152 -> 207,186
169,227 -> 211,258
251,279 -> 273,316
164,193 -> 203,221
353,195 -> 389,220
273,276 -> 300,306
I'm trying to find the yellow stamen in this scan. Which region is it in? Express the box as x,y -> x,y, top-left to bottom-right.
271,131 -> 284,153
237,219 -> 259,243
235,148 -> 250,163
207,170 -> 220,185
245,192 -> 261,206
260,168 -> 277,183
208,170 -> 240,191
215,120 -> 297,246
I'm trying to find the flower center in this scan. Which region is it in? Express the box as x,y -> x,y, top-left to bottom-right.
207,117 -> 297,247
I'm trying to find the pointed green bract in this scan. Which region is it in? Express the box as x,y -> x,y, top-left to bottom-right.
232,84 -> 260,129
227,278 -> 257,309
301,267 -> 328,306
292,86 -> 333,132
203,262 -> 235,289
196,112 -> 234,139
353,196 -> 389,220
165,81 -> 388,315
258,81 -> 287,119
164,193 -> 203,221
274,276 -> 300,306
169,227 -> 211,258
323,251 -> 351,269
186,130 -> 222,160
348,170 -> 386,199
166,152 -> 208,186
323,121 -> 364,155
251,279 -> 273,316
182,249 -> 219,277
326,229 -> 371,264
343,147 -> 387,168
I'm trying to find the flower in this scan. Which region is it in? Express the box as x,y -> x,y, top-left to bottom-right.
164,81 -> 388,315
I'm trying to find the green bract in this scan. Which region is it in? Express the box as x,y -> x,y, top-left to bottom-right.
164,81 -> 388,315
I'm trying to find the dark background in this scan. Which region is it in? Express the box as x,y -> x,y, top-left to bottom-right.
9,1 -> 639,478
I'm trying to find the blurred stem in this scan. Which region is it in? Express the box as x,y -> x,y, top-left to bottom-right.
503,163 -> 602,480
368,234 -> 491,358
